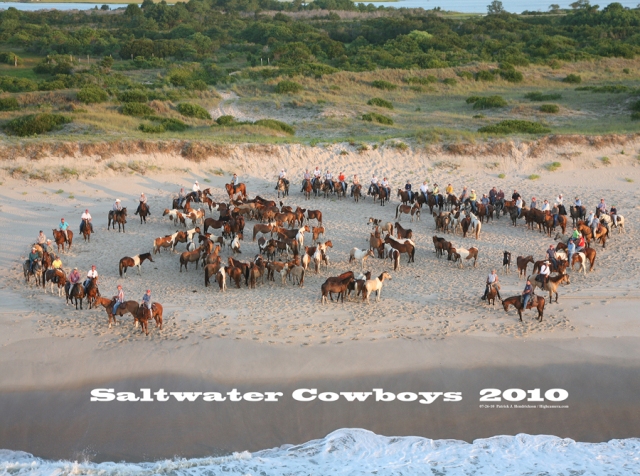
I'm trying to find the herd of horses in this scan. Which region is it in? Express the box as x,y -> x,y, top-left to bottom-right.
21,174 -> 626,333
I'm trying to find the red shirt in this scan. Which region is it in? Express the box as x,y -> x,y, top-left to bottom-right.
338,174 -> 345,182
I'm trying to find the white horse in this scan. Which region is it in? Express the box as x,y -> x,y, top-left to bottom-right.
469,212 -> 482,240
186,227 -> 199,242
572,252 -> 587,275
451,247 -> 478,268
231,235 -> 241,254
296,228 -> 305,249
363,272 -> 392,303
611,214 -> 625,234
216,266 -> 227,292
349,247 -> 374,270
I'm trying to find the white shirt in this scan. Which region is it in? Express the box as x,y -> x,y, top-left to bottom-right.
382,180 -> 389,187
81,212 -> 91,220
192,183 -> 200,192
313,169 -> 322,178
419,184 -> 428,194
371,177 -> 378,185
556,196 -> 563,205
516,198 -> 523,208
87,269 -> 98,279
541,203 -> 550,212
487,273 -> 497,284
540,264 -> 550,276
279,171 -> 286,179
325,172 -> 332,180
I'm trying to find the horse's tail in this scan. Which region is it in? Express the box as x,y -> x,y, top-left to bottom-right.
411,245 -> 416,262
244,266 -> 250,286
204,267 -> 211,287
395,204 -> 400,219
300,269 -> 305,287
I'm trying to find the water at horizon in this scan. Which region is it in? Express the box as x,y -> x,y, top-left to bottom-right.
1,429 -> 639,475
0,0 -> 638,13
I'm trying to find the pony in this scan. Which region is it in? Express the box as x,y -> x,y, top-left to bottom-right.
276,178 -> 289,198
23,259 -> 42,285
450,247 -> 479,268
307,210 -> 323,225
362,271 -> 392,303
468,212 -> 482,240
119,253 -> 154,277
65,282 -> 85,310
136,202 -> 150,224
502,294 -> 546,322
108,208 -> 127,232
287,265 -> 305,287
352,184 -> 362,203
216,267 -> 227,291
503,251 -> 511,274
395,204 -> 413,221
225,182 -> 247,200
485,283 -> 501,306
349,248 -> 374,270
81,219 -> 92,242
517,256 -> 534,279
85,277 -> 100,309
135,303 -> 163,336
394,222 -> 413,240
529,272 -> 570,303
180,248 -> 202,272
302,180 -> 313,200
43,268 -> 66,296
321,274 -> 354,304
384,236 -> 415,264
52,229 -> 73,253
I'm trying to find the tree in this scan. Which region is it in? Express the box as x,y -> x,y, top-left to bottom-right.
487,0 -> 505,14
548,4 -> 560,12
570,0 -> 590,8
99,55 -> 114,72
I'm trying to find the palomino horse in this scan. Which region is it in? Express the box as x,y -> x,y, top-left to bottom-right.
52,229 -> 73,253
502,294 -> 546,322
23,259 -> 42,285
362,271 -> 392,303
43,268 -> 66,296
529,272 -> 570,303
136,202 -> 150,224
119,253 -> 154,277
108,208 -> 127,232
225,182 -> 247,200
80,219 -> 92,242
65,282 -> 85,310
276,178 -> 289,198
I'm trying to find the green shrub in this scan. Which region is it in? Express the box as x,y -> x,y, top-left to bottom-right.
0,76 -> 38,93
588,85 -> 630,93
498,173 -> 506,178
0,97 -> 20,111
0,52 -> 22,66
362,112 -> 393,125
466,96 -> 481,104
216,115 -> 236,126
475,70 -> 496,82
275,80 -> 303,94
190,80 -> 208,91
499,69 -> 523,83
254,119 -> 295,135
540,104 -> 559,113
631,111 -> 640,121
478,120 -> 551,134
160,118 -> 189,131
371,80 -> 397,90
442,78 -> 457,86
77,86 -> 108,104
367,97 -> 393,109
139,123 -> 165,133
528,174 -> 540,180
562,74 -> 582,84
121,103 -> 154,117
546,161 -> 561,171
456,71 -> 474,80
3,113 -> 71,136
629,100 -> 640,112
473,96 -> 508,109
177,102 -> 211,120
525,92 -> 562,101
405,76 -> 436,85
118,90 -> 148,103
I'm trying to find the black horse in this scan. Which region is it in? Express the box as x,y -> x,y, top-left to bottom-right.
65,282 -> 85,310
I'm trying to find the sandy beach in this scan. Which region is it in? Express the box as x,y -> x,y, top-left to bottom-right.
1,137 -> 639,461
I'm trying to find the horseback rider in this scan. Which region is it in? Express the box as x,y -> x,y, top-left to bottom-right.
28,247 -> 39,273
37,230 -> 47,247
192,180 -> 201,202
51,255 -> 63,282
546,244 -> 558,270
59,218 -> 70,242
381,177 -> 390,198
404,180 -> 413,202
541,199 -> 550,212
369,174 -> 378,195
68,267 -> 81,287
575,234 -> 586,253
489,187 -> 497,206
515,196 -> 523,218
80,209 -> 94,233
497,189 -> 505,202
610,205 -> 618,226
301,169 -> 311,192
567,238 -> 576,265
178,188 -> 186,208
113,284 -> 124,315
574,196 -> 582,208
530,197 -> 538,209
338,171 -> 346,193
279,169 -> 289,188
231,174 -> 239,195
522,279 -> 533,308
84,264 -> 98,293
481,269 -> 500,301
350,174 -> 360,197
325,170 -> 334,192
538,261 -> 550,287
142,289 -> 152,311
512,189 -> 521,201
481,194 -> 490,217
551,202 -> 559,228
468,189 -> 477,214
135,193 -> 149,216
312,167 -> 322,187
555,194 -> 563,206
597,198 -> 607,215
113,199 -> 122,211
419,181 -> 428,202
433,183 -> 441,207
459,186 -> 469,206
445,183 -> 454,196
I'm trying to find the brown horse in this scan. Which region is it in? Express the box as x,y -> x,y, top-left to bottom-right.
307,210 -> 323,225
23,259 -> 42,285
321,273 -> 354,304
396,189 -> 413,205
108,208 -> 127,232
85,277 -> 100,309
486,283 -> 501,306
81,219 -> 92,242
65,282 -> 85,310
302,180 -> 313,200
43,268 -> 66,296
94,296 -> 117,328
52,229 -> 73,253
135,303 -> 163,335
225,265 -> 244,288
529,272 -> 570,303
180,248 -> 202,272
352,184 -> 363,203
136,202 -> 150,224
225,182 -> 247,200
119,253 -> 154,277
384,236 -> 415,263
394,222 -> 413,240
517,256 -> 534,279
502,294 -> 546,322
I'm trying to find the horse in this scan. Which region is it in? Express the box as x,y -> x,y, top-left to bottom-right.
352,184 -> 362,203
119,253 -> 154,277
204,256 -> 223,287
486,283 -> 501,306
52,229 -> 73,253
94,296 -> 118,328
216,267 -> 227,291
349,248 -> 374,270
569,205 -> 586,226
276,178 -> 289,198
43,268 -> 66,296
307,210 -> 323,225
180,248 -> 203,272
108,208 -> 127,232
135,303 -> 163,336
287,265 -> 305,287
23,259 -> 42,285
252,222 -> 277,241
394,222 -> 413,240
362,272 -> 392,303
248,256 -> 266,289
302,179 -> 313,200
136,202 -> 150,224
321,274 -> 354,304
450,247 -> 478,268
468,212 -> 482,240
503,294 -> 545,322
517,255 -> 534,279
572,248 -> 597,274
397,189 -> 413,205
384,236 -> 415,263
529,272 -> 570,303
85,277 -> 100,309
611,214 -> 626,234
80,219 -> 92,242
225,182 -> 247,200
395,204 -> 413,221
503,251 -> 511,274
65,282 -> 85,310
377,187 -> 389,206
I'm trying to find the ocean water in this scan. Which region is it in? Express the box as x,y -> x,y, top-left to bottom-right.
1,429 -> 639,475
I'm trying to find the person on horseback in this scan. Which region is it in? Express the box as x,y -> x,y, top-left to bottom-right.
51,255 -> 63,282
419,181 -> 428,202
489,187 -> 497,206
325,170 -> 334,192
530,197 -> 538,209
459,186 -> 469,206
497,189 -> 505,202
546,245 -> 558,270
350,174 -> 360,197
37,230 -> 47,247
574,196 -> 582,207
469,189 -> 477,214
597,198 -> 607,215
68,267 -> 81,286
404,180 -> 413,202
381,177 -> 390,198
84,264 -> 98,293
567,238 -> 576,265
113,284 -> 124,315
610,205 -> 618,227
541,199 -> 550,212
512,189 -> 521,201
278,169 -> 289,189
515,196 -> 523,218
113,199 -> 122,211
369,174 -> 378,195
192,181 -> 201,202
551,203 -> 559,228
481,269 -> 500,301
178,188 -> 186,208
312,167 -> 321,187
28,247 -> 39,273
445,183 -> 453,196
481,194 -> 490,217
555,194 -> 563,206
338,171 -> 346,193
433,183 -> 442,208
43,239 -> 53,254
80,209 -> 94,233
575,234 -> 586,253
522,279 -> 533,308
142,289 -> 152,310
301,169 -> 311,192
231,175 -> 239,195
538,261 -> 550,287
586,210 -> 596,228
59,218 -> 70,242
135,193 -> 149,216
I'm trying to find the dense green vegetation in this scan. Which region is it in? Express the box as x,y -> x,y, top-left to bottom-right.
479,120 -> 551,134
4,113 -> 71,136
177,102 -> 211,119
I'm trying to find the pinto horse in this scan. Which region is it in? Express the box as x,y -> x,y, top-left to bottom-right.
52,229 -> 73,253
225,182 -> 247,200
108,208 -> 127,232
43,268 -> 66,296
502,294 -> 546,322
136,202 -> 150,224
119,253 -> 154,277
384,236 -> 415,263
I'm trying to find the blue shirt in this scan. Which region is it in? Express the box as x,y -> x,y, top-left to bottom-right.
59,222 -> 69,231
523,284 -> 532,294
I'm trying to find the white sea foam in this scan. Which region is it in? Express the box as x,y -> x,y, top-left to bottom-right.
1,429 -> 639,475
